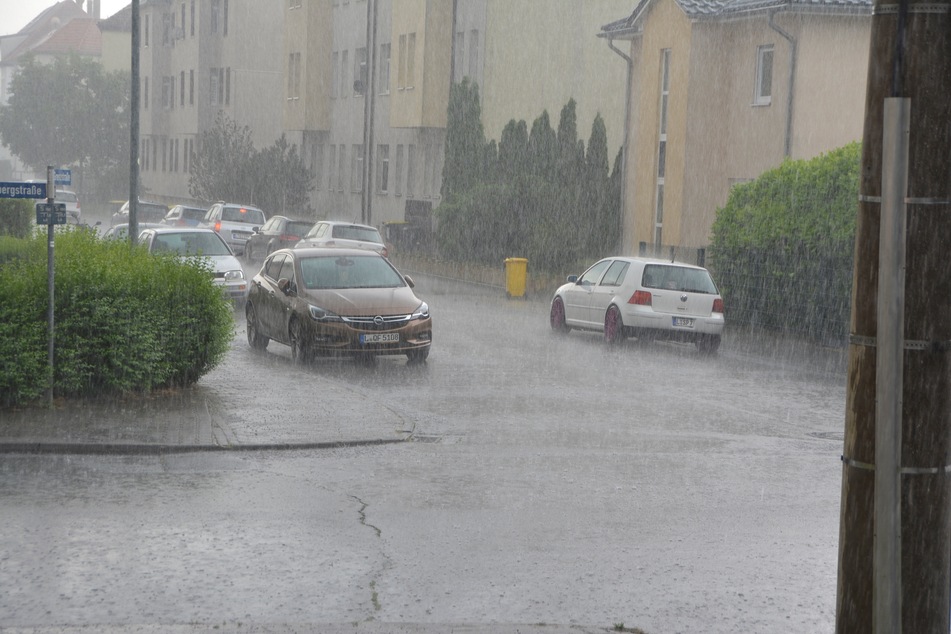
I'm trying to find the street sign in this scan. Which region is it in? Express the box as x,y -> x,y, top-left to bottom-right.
54,169 -> 71,186
0,181 -> 46,199
36,202 -> 67,225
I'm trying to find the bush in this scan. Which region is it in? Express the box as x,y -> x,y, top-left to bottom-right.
709,142 -> 860,345
0,199 -> 33,239
0,228 -> 234,406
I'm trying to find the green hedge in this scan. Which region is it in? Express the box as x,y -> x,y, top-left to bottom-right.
0,199 -> 33,240
709,142 -> 860,345
0,228 -> 234,406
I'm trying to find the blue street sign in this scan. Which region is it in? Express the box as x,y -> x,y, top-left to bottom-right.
36,202 -> 67,225
0,181 -> 46,199
54,169 -> 71,186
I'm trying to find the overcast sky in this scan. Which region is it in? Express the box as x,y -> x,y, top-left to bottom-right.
1,0 -> 130,38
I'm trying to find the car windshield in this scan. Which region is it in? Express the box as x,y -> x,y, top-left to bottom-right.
180,207 -> 206,220
152,232 -> 231,256
642,264 -> 719,294
300,254 -> 405,289
223,207 -> 265,224
331,225 -> 382,243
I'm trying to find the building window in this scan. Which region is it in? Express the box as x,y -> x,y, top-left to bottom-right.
398,34 -> 405,89
468,29 -> 479,79
453,31 -> 464,82
141,139 -> 148,171
406,144 -> 416,197
331,52 -> 339,99
352,144 -> 363,192
143,76 -> 149,109
377,144 -> 389,194
288,52 -> 301,99
337,145 -> 346,192
162,138 -> 168,172
162,12 -> 171,46
169,76 -> 175,109
190,0 -> 195,36
328,145 -> 336,191
223,0 -> 229,36
754,45 -> 773,106
340,50 -> 349,97
313,144 -> 323,190
423,144 -> 432,197
379,43 -> 390,94
210,68 -> 220,105
180,71 -> 185,106
152,139 -> 157,171
394,144 -> 403,196
398,33 -> 416,90
225,67 -> 231,106
211,0 -> 220,34
189,69 -> 194,105
144,14 -> 149,47
183,138 -> 189,173
355,47 -> 367,95
181,3 -> 186,37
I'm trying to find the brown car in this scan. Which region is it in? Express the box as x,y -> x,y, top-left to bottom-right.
246,247 -> 432,362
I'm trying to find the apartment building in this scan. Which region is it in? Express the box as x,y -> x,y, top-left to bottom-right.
138,0 -> 283,203
283,0 -> 631,228
601,0 -> 872,254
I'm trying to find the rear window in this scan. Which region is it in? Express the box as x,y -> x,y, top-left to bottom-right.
57,191 -> 78,203
642,264 -> 718,294
223,206 -> 265,224
332,225 -> 382,243
287,221 -> 314,237
181,207 -> 206,220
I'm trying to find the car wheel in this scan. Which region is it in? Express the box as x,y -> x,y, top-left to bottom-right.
696,334 -> 721,355
289,318 -> 312,364
604,305 -> 625,345
406,347 -> 430,363
549,297 -> 570,334
246,302 -> 269,351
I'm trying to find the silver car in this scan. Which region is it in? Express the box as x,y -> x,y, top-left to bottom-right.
295,220 -> 388,257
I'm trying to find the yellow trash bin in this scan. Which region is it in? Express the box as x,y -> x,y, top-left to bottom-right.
504,257 -> 528,298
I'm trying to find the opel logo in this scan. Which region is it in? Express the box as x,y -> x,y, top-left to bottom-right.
680,294 -> 688,302
374,315 -> 385,326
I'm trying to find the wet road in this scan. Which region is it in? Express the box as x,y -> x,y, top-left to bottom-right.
0,274 -> 847,633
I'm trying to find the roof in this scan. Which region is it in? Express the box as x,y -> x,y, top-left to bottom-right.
31,18 -> 101,57
98,4 -> 133,32
0,1 -> 89,62
600,0 -> 872,38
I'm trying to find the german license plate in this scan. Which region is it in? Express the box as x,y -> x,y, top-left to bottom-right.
672,317 -> 694,327
360,332 -> 399,344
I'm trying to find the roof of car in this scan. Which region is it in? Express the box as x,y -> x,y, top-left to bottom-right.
319,220 -> 377,229
145,227 -> 218,234
278,246 -> 384,258
608,256 -> 709,270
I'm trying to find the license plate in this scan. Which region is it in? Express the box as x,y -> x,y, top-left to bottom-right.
360,332 -> 399,344
672,317 -> 694,327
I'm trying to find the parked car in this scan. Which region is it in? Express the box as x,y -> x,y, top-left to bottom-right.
295,220 -> 388,257
101,222 -> 164,240
549,256 -> 725,354
246,247 -> 431,362
55,189 -> 81,224
138,227 -> 248,306
162,204 -> 207,227
202,202 -> 266,255
244,215 -> 315,262
112,199 -> 169,226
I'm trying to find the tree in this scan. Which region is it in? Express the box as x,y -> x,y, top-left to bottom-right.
0,53 -> 130,200
249,134 -> 313,216
442,78 -> 487,198
188,111 -> 255,204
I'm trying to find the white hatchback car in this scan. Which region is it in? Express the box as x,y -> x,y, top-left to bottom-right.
295,220 -> 388,257
549,256 -> 725,353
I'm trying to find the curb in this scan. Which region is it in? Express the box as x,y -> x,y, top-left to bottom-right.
0,436 -> 411,456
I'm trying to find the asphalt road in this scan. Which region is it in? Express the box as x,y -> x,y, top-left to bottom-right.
0,267 -> 847,633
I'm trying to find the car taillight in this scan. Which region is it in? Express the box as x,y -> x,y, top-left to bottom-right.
214,220 -> 221,232
381,246 -> 388,257
713,298 -> 724,313
629,290 -> 652,306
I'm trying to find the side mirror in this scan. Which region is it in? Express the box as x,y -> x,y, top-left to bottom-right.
277,278 -> 295,296
404,274 -> 416,288
567,275 -> 578,284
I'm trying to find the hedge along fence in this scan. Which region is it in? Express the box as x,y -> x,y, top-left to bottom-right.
0,228 -> 235,407
708,142 -> 860,347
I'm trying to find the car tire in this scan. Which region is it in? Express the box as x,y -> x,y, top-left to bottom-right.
246,302 -> 269,351
696,334 -> 721,355
289,318 -> 312,364
406,347 -> 430,363
549,297 -> 570,334
604,305 -> 625,345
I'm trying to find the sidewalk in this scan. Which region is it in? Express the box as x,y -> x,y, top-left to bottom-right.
0,344 -> 414,455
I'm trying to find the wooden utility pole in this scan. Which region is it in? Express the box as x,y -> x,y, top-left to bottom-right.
837,0 -> 951,631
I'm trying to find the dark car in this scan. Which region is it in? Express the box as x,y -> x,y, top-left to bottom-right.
246,247 -> 431,363
162,204 -> 208,227
112,199 -> 169,226
244,215 -> 315,262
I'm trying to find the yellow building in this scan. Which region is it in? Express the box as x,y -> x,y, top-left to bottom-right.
601,0 -> 871,256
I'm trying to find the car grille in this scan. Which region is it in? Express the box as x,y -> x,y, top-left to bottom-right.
341,314 -> 413,331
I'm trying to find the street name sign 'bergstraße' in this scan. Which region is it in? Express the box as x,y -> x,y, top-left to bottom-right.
0,181 -> 47,199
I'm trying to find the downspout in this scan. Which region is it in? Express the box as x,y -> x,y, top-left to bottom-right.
768,10 -> 797,158
607,37 -> 633,253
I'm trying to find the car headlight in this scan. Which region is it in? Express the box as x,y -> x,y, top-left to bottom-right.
309,305 -> 342,322
412,302 -> 430,320
224,269 -> 245,281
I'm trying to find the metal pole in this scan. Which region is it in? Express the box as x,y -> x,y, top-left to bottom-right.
130,0 -> 140,246
46,165 -> 55,407
875,96 -> 909,634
